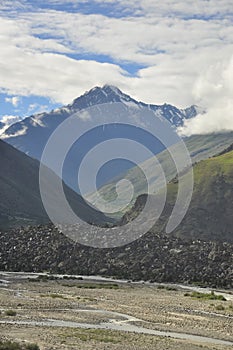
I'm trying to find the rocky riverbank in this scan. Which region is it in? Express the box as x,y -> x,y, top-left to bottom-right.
0,224 -> 232,288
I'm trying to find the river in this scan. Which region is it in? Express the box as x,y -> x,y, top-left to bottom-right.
0,271 -> 233,346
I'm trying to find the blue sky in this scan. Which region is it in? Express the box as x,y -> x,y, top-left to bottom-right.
0,0 -> 233,134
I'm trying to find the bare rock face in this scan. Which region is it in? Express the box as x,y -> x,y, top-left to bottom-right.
0,224 -> 232,289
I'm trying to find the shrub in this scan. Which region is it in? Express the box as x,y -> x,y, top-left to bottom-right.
76,283 -> 119,290
5,310 -> 17,316
216,304 -> 225,311
187,291 -> 226,301
166,286 -> 177,291
0,341 -> 40,350
157,285 -> 165,289
0,340 -> 21,350
40,293 -> 65,299
25,344 -> 40,350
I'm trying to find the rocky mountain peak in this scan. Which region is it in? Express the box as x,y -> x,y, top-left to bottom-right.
69,85 -> 134,111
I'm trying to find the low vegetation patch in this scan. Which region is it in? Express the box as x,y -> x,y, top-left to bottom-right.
5,310 -> 17,316
40,293 -> 66,299
75,283 -> 119,290
28,275 -> 83,282
184,291 -> 226,301
157,285 -> 177,291
215,304 -> 225,311
60,328 -> 127,344
0,340 -> 39,350
191,281 -> 209,288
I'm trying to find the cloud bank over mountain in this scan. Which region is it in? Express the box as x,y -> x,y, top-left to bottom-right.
179,56 -> 233,135
0,115 -> 22,134
0,0 -> 232,135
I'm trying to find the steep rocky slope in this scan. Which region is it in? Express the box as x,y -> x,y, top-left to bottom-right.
0,224 -> 232,288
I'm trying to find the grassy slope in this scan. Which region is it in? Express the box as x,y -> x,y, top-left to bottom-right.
121,147 -> 233,242
87,132 -> 233,218
152,148 -> 233,242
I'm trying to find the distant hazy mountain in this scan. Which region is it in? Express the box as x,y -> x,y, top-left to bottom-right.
122,144 -> 233,243
1,85 -> 200,191
0,139 -> 110,230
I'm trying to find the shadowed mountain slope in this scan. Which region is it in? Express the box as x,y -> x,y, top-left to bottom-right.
0,139 -> 110,229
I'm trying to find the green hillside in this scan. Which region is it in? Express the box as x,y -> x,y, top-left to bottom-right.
126,147 -> 233,243
173,148 -> 233,242
87,132 -> 233,218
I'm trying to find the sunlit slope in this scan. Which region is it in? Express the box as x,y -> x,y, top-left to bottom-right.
87,132 -> 233,217
126,147 -> 233,243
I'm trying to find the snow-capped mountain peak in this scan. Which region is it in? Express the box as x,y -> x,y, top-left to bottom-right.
1,85 -> 202,145
69,84 -> 134,111
0,85 -> 203,181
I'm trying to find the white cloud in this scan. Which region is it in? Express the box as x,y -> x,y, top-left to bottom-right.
26,11 -> 233,66
178,56 -> 233,135
28,103 -> 52,115
0,0 -> 232,138
1,124 -> 28,138
117,0 -> 233,18
0,115 -> 22,125
0,16 -> 126,104
5,96 -> 21,107
0,115 -> 22,134
0,0 -> 28,11
29,0 -> 233,18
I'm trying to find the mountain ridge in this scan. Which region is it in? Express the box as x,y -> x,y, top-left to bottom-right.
1,85 -> 202,192
0,139 -> 110,230
2,85 -> 200,142
69,85 -> 200,125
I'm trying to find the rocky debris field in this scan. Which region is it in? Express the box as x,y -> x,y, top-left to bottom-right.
0,224 -> 232,289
